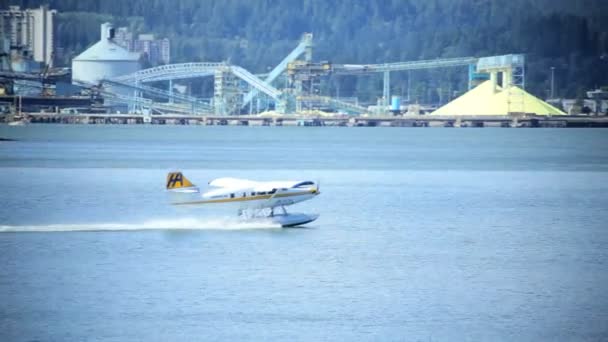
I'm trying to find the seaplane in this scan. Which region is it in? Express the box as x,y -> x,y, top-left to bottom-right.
165,172 -> 320,227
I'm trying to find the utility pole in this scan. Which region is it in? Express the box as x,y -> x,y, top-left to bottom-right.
550,67 -> 555,99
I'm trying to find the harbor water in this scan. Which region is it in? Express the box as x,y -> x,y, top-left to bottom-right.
1,125 -> 607,341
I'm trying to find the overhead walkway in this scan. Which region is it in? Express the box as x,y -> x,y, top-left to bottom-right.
113,62 -> 223,83
230,66 -> 281,100
113,62 -> 281,101
332,56 -> 478,74
101,78 -> 213,112
107,62 -> 282,115
332,56 -> 479,111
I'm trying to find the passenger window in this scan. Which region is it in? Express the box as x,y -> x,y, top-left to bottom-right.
230,193 -> 234,198
251,192 -> 255,196
269,189 -> 276,194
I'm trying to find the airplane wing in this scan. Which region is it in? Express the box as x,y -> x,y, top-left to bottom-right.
209,178 -> 316,192
252,181 -> 315,192
208,177 -> 259,189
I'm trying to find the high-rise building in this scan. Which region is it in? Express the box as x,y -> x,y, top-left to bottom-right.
113,28 -> 170,66
0,5 -> 56,67
113,27 -> 133,51
159,38 -> 170,65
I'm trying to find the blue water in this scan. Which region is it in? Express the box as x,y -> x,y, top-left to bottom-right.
1,125 -> 608,341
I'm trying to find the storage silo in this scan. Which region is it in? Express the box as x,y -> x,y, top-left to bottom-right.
72,23 -> 140,85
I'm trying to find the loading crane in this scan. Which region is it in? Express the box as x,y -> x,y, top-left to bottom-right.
241,33 -> 313,109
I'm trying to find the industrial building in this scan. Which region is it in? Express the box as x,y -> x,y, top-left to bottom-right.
72,23 -> 140,85
0,5 -> 56,69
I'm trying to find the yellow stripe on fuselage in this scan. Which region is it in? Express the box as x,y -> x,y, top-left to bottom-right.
173,189 -> 316,206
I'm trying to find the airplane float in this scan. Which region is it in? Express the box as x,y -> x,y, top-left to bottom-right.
166,172 -> 320,227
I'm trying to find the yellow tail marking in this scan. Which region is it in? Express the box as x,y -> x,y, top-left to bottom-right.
166,172 -> 194,189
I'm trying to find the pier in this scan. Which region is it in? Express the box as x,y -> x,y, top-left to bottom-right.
11,113 -> 608,128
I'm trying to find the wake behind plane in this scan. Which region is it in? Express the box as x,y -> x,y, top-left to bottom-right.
166,172 -> 320,227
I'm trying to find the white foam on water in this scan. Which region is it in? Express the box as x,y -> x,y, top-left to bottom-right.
0,217 -> 282,233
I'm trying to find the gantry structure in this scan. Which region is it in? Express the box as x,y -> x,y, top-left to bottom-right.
98,33 -> 524,115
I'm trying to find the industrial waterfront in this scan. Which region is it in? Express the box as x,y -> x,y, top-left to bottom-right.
2,7 -> 607,125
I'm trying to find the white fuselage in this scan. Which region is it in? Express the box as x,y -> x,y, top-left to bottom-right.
198,187 -> 317,210
172,181 -> 319,211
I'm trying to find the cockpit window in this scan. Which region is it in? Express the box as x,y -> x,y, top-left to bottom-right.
293,181 -> 314,188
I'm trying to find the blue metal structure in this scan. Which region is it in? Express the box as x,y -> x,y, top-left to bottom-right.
391,96 -> 401,111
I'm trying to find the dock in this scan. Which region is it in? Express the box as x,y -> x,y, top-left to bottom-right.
6,113 -> 608,128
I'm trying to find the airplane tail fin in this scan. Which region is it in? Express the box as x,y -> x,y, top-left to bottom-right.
166,172 -> 200,204
166,171 -> 196,190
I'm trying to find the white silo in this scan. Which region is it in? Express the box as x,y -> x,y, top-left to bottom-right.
72,23 -> 140,85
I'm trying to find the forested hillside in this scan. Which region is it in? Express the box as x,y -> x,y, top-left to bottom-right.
9,0 -> 608,103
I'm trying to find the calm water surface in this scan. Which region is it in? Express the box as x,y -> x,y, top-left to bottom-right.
1,125 -> 607,341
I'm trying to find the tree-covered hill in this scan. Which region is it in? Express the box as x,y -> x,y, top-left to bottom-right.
9,0 -> 608,103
